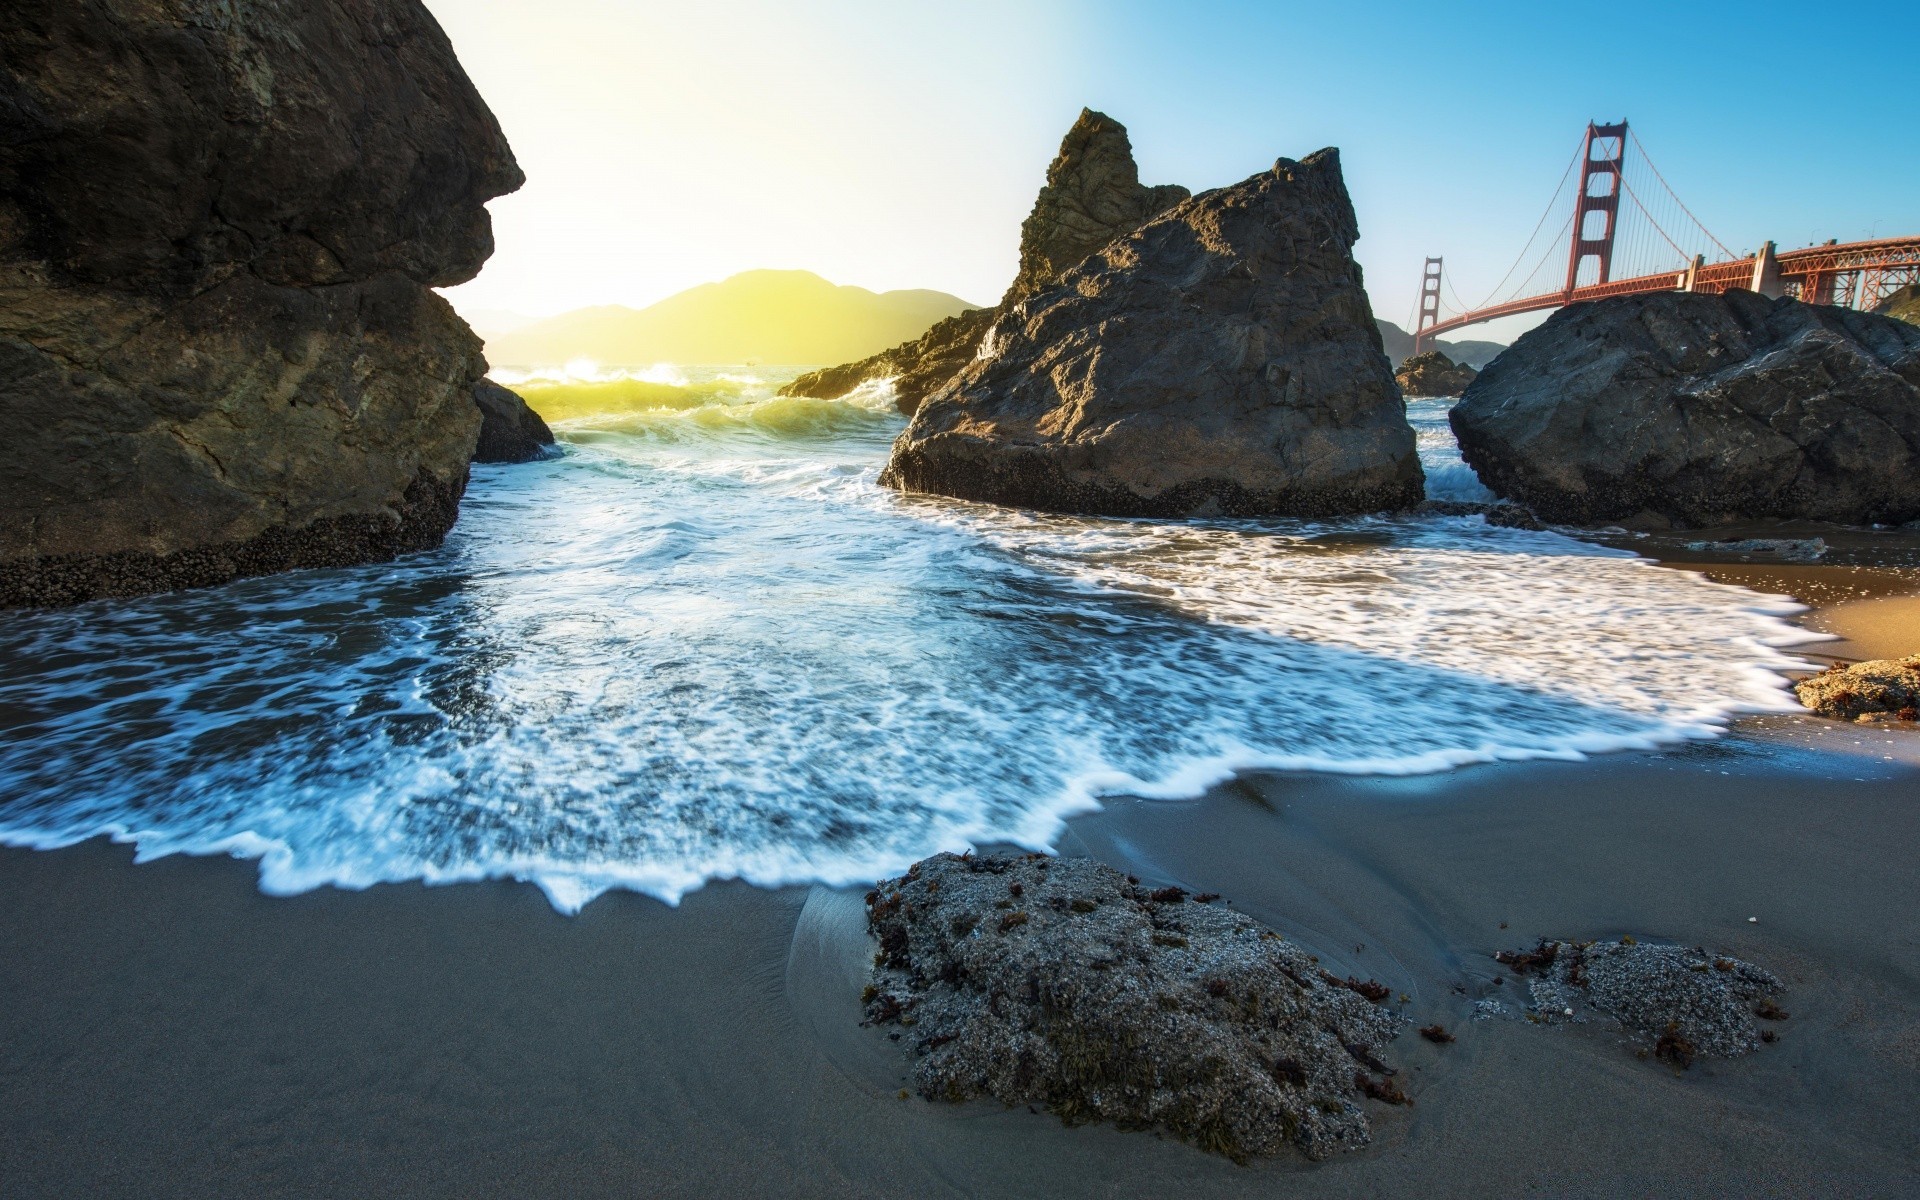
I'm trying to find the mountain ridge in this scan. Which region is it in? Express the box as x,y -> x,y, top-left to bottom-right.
481,269 -> 979,367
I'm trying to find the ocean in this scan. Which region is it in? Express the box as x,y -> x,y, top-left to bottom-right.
0,367 -> 1823,910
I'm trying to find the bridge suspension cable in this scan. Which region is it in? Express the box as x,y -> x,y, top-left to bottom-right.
1627,129 -> 1735,260
1463,133 -> 1587,313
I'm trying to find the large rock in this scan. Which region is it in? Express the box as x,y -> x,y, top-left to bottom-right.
472,380 -> 556,465
863,854 -> 1406,1161
1450,291 -> 1920,527
0,0 -> 522,608
780,110 -> 1188,414
1395,351 -> 1478,397
879,150 -> 1423,517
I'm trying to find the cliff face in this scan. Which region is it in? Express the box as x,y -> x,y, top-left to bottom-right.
880,150 -> 1423,518
0,0 -> 523,608
780,109 -> 1188,414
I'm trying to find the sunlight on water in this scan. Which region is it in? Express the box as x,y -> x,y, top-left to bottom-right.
0,370 -> 1824,909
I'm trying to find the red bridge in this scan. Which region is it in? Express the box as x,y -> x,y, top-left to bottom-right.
1411,121 -> 1920,355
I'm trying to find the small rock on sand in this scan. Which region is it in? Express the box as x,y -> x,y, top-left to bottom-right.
862,853 -> 1405,1161
1795,657 -> 1920,723
1494,939 -> 1785,1063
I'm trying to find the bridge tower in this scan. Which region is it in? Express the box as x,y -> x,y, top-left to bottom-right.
1412,257 -> 1443,356
1565,120 -> 1627,295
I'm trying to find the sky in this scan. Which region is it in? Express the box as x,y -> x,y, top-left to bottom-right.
430,0 -> 1919,345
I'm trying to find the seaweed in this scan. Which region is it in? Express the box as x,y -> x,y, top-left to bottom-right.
1148,886 -> 1188,903
1654,1021 -> 1697,1069
1354,1071 -> 1411,1106
1319,970 -> 1391,1003
998,910 -> 1029,934
1754,998 -> 1789,1021
1418,1024 -> 1455,1044
1494,939 -> 1560,974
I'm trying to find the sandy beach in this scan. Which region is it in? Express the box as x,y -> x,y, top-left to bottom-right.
2,657 -> 1915,1197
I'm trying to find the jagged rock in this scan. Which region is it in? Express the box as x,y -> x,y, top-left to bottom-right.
473,380 -> 556,465
1449,291 -> 1920,527
1002,109 -> 1192,308
1493,938 -> 1785,1066
1875,283 -> 1920,327
863,853 -> 1405,1161
1795,657 -> 1920,722
0,0 -> 522,609
781,110 -> 1187,414
1396,351 -> 1478,397
879,150 -> 1423,517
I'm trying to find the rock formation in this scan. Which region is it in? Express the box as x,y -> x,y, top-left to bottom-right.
1795,657 -> 1920,722
0,0 -> 522,608
879,150 -> 1424,517
780,110 -> 1189,414
472,381 -> 556,465
780,307 -> 998,415
1395,351 -> 1479,397
863,853 -> 1405,1161
1490,938 -> 1786,1068
1875,283 -> 1920,327
1449,291 -> 1920,527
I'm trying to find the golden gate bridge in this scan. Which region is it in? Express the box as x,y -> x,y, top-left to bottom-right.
1410,120 -> 1920,355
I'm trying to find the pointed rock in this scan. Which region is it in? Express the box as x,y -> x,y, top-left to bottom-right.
780,109 -> 1187,414
879,149 -> 1423,518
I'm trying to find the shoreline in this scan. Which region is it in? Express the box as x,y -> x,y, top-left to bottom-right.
1,725 -> 1914,1196
1,528 -> 1915,1196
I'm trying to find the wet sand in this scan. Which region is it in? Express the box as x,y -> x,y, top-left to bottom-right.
1,721 -> 1916,1198
3,538 -> 1918,1197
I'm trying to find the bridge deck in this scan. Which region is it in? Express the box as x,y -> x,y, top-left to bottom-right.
1417,234 -> 1920,345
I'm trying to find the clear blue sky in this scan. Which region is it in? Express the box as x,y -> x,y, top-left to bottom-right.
434,0 -> 1918,344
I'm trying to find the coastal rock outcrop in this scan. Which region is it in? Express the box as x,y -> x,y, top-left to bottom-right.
1395,351 -> 1479,397
1795,657 -> 1920,722
0,0 -> 523,608
473,381 -> 557,464
863,853 -> 1406,1161
879,150 -> 1423,517
780,110 -> 1189,414
1449,291 -> 1920,528
1492,938 -> 1786,1067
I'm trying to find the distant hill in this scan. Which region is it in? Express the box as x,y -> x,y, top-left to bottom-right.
1875,284 -> 1920,327
1375,320 -> 1506,369
482,270 -> 979,367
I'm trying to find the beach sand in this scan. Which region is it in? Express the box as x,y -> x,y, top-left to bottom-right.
2,552 -> 1918,1197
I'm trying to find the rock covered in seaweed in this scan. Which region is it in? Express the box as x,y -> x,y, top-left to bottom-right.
780,110 -> 1187,415
472,380 -> 557,465
1493,938 -> 1786,1065
0,0 -> 523,608
879,149 -> 1423,517
862,853 -> 1406,1161
1449,291 -> 1920,528
1395,351 -> 1479,397
1795,657 -> 1920,723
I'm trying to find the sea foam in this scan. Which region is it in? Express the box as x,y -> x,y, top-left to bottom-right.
0,373 -> 1825,910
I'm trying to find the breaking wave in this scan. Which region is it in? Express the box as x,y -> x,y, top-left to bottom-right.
0,371 -> 1823,910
